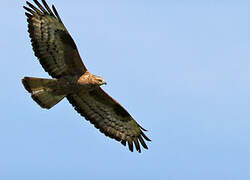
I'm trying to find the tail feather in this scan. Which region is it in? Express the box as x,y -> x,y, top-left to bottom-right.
22,77 -> 66,109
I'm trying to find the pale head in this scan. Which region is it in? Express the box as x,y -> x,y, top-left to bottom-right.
92,75 -> 107,86
78,71 -> 107,86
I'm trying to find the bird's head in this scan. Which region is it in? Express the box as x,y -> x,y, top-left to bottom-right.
93,75 -> 107,86
77,72 -> 107,86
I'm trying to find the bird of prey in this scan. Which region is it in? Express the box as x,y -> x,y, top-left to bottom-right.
22,0 -> 150,152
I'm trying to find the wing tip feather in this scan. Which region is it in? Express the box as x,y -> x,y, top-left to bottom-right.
138,135 -> 149,150
140,130 -> 151,142
128,140 -> 134,152
41,0 -> 55,16
25,12 -> 32,18
23,6 -> 38,16
26,1 -> 43,15
24,0 -> 61,19
52,4 -> 62,23
134,138 -> 141,153
33,0 -> 48,14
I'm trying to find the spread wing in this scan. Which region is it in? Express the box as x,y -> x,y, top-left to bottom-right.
67,88 -> 151,153
24,0 -> 87,78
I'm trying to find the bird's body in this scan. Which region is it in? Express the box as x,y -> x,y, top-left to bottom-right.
22,0 -> 150,153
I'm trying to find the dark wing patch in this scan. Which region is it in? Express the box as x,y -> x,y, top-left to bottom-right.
24,0 -> 87,78
56,30 -> 77,50
67,87 -> 151,153
113,104 -> 130,118
89,89 -> 130,119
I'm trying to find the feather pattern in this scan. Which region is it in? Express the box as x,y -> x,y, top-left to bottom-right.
67,87 -> 151,153
24,0 -> 87,78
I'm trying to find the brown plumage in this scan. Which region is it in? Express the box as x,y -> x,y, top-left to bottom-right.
22,0 -> 150,153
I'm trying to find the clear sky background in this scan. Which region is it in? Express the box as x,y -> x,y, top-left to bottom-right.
1,0 -> 250,179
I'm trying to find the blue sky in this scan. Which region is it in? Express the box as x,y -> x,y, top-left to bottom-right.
1,0 -> 250,179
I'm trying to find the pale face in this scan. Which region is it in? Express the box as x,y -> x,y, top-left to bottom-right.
77,72 -> 107,86
93,75 -> 107,86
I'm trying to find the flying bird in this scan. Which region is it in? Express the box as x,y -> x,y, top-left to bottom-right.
22,0 -> 150,153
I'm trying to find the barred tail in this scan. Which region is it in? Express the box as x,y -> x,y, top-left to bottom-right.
22,77 -> 66,109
